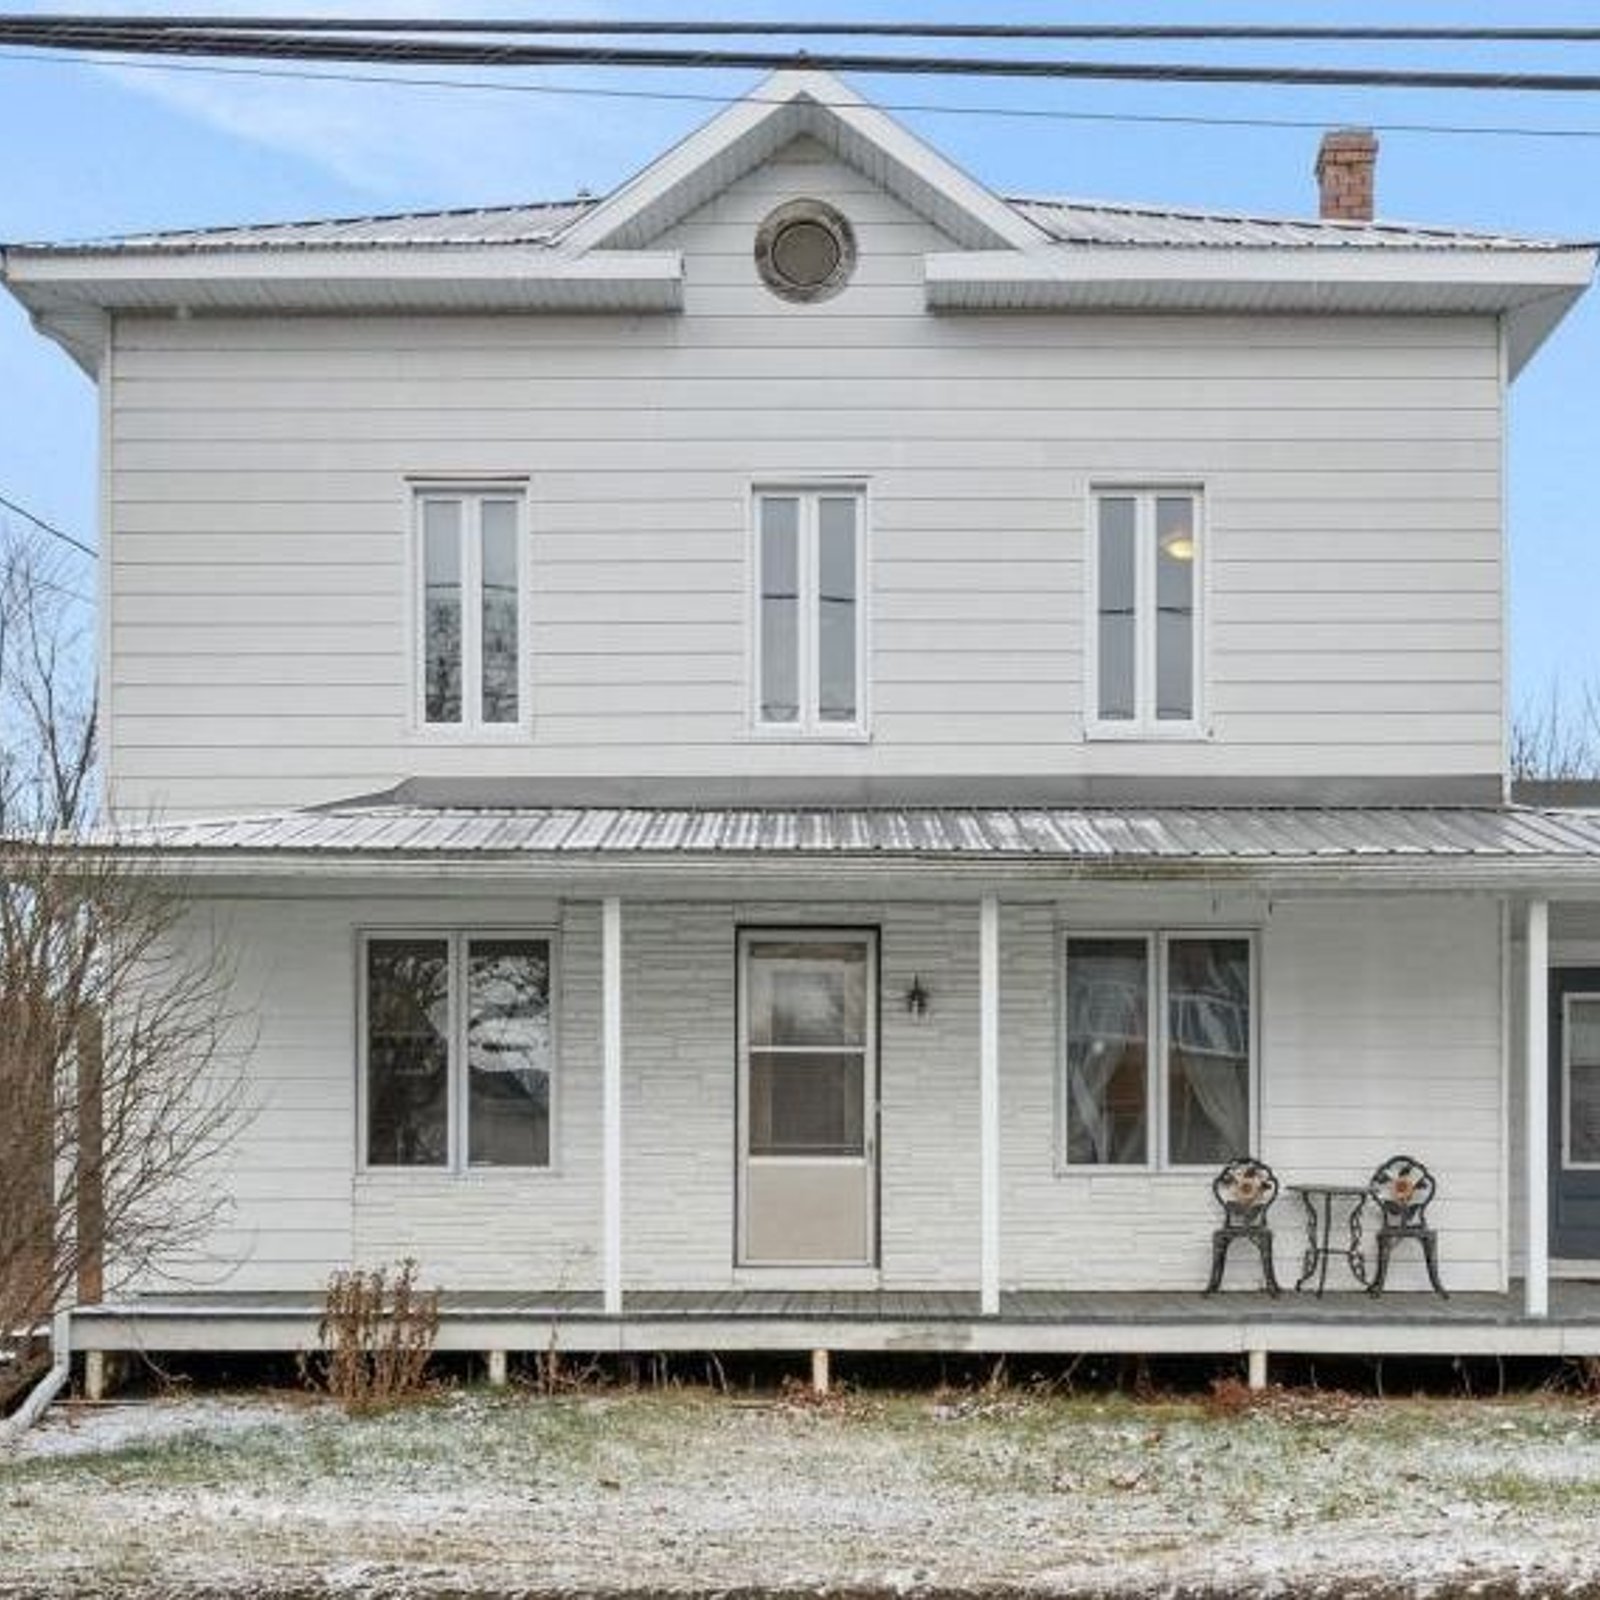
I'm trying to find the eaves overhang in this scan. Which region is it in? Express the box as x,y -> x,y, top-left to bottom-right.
34,849 -> 1600,902
925,243 -> 1598,376
0,246 -> 685,375
26,803 -> 1600,899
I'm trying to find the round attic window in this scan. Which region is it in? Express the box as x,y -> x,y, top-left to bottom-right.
755,200 -> 856,303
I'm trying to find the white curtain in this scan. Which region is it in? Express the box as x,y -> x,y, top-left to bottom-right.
1066,951 -> 1148,1163
1168,941 -> 1251,1160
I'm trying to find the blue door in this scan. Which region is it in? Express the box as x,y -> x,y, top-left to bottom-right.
1552,968 -> 1600,1260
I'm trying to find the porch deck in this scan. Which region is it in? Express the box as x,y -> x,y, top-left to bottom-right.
71,1281 -> 1600,1359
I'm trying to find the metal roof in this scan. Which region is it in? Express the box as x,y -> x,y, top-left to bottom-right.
10,194 -> 1581,259
18,199 -> 595,255
1010,197 -> 1584,254
101,804 -> 1600,865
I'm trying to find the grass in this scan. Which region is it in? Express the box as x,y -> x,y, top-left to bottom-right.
5,1387 -> 1600,1596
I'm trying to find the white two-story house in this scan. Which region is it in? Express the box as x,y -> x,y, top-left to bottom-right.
8,71 -> 1600,1374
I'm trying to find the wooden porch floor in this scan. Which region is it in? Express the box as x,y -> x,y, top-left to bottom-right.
70,1281 -> 1600,1357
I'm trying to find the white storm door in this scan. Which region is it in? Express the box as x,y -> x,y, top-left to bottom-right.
738,930 -> 878,1267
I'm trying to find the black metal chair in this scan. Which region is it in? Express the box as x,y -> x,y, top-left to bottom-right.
1366,1154 -> 1448,1298
1204,1157 -> 1282,1296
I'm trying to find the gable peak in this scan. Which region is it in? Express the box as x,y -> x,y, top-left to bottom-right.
558,68 -> 1044,256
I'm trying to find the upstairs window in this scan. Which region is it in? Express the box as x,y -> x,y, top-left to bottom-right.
415,487 -> 525,732
753,487 -> 866,735
1089,488 -> 1202,735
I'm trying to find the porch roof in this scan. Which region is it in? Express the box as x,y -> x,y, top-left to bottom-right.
75,801 -> 1600,891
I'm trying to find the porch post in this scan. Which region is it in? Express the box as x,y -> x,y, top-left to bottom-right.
602,896 -> 624,1318
1525,898 -> 1549,1319
979,892 -> 1001,1317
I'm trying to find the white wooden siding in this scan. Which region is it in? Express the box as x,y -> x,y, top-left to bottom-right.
103,138 -> 1505,815
999,891 -> 1504,1293
150,888 -> 1504,1297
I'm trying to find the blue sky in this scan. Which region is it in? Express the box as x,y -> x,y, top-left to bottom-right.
1,0 -> 1597,710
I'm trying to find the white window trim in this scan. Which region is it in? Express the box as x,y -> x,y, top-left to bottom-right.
357,927 -> 559,1177
748,482 -> 871,741
408,480 -> 531,741
1084,483 -> 1208,742
1563,991 -> 1600,1172
1056,927 -> 1259,1176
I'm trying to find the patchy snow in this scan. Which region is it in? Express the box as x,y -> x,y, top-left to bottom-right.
8,1394 -> 313,1461
3,1388 -> 1600,1596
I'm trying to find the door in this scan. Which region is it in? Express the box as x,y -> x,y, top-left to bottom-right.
1552,968 -> 1600,1259
737,929 -> 878,1267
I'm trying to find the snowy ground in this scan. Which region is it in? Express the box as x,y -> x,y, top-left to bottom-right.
4,1385 -> 1600,1597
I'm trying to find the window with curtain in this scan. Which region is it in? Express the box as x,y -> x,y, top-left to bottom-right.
416,487 -> 525,733
1064,932 -> 1252,1168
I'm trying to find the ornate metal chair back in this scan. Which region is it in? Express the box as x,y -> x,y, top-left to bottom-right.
1212,1157 -> 1279,1229
1368,1155 -> 1436,1230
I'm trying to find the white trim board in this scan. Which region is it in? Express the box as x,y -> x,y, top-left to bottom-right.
559,68 -> 1043,256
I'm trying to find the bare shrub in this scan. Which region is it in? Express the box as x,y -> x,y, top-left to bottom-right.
1205,1374 -> 1259,1416
529,1337 -> 602,1397
1549,1356 -> 1600,1403
306,1259 -> 441,1412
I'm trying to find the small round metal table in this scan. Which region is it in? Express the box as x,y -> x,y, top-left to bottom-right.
1288,1183 -> 1371,1296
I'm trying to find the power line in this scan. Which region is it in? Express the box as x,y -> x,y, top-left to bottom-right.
0,491 -> 97,561
13,44 -> 1600,144
18,16 -> 1600,44
10,23 -> 1600,94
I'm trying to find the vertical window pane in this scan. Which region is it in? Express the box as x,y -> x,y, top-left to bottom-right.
1167,938 -> 1251,1167
1096,498 -> 1137,721
749,1052 -> 865,1156
1155,496 -> 1196,722
1065,938 -> 1148,1164
817,496 -> 858,724
1569,999 -> 1600,1166
748,941 -> 867,1048
760,497 -> 800,723
467,938 -> 551,1168
479,500 -> 520,726
366,940 -> 450,1167
422,502 -> 463,724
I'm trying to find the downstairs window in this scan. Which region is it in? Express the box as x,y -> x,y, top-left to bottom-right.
1063,932 -> 1253,1170
363,932 -> 553,1170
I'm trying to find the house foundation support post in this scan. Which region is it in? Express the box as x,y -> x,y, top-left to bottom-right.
602,896 -> 624,1319
1526,898 -> 1550,1319
811,1349 -> 830,1396
83,1350 -> 108,1403
980,892 -> 1001,1317
1246,1348 -> 1268,1392
486,1350 -> 509,1388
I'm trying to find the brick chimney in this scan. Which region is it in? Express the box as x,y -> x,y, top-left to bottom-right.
1315,128 -> 1378,221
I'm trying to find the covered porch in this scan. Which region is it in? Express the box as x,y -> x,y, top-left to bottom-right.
81,799 -> 1600,1364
